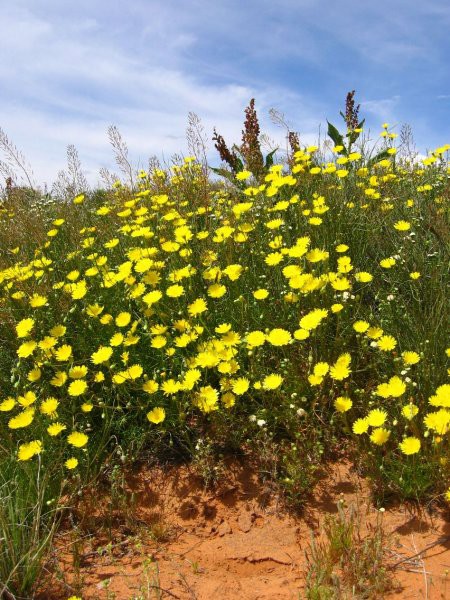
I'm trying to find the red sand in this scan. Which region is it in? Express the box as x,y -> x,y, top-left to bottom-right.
43,459 -> 450,599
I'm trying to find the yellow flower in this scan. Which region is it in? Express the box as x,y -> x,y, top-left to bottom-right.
306,248 -> 329,263
334,396 -> 352,413
50,324 -> 66,337
424,410 -> 450,434
355,272 -> 373,283
70,280 -> 87,299
330,276 -> 351,291
69,365 -> 88,379
18,391 -> 37,407
146,407 -> 166,424
195,386 -> 219,413
399,437 -> 421,455
265,252 -> 283,266
222,392 -> 236,408
29,294 -> 48,308
429,384 -> 450,408
188,298 -> 208,316
223,264 -> 243,281
293,328 -> 309,340
9,408 -> 34,429
377,335 -> 397,351
329,353 -> 351,381
166,284 -> 184,298
337,256 -> 352,274
16,318 -> 35,338
262,374 -> 283,390
394,220 -> 411,231
352,418 -> 369,434
68,380 -> 88,396
40,397 -> 59,417
208,283 -> 227,298
143,290 -> 163,306
402,404 -> 419,420
126,364 -> 143,380
299,309 -> 328,331
331,303 -> 344,313
376,375 -> 406,398
115,312 -> 131,327
151,335 -> 167,349
18,440 -> 42,461
246,331 -> 266,348
162,379 -> 181,395
17,340 -> 37,358
86,304 -> 104,317
215,323 -> 231,334
0,397 -> 16,412
232,378 -> 250,395
143,379 -> 159,394
50,371 -> 67,387
267,328 -> 292,346
253,289 -> 269,300
65,458 -> 79,469
67,431 -> 88,448
308,374 -> 323,386
54,345 -> 72,362
409,272 -> 421,279
39,336 -> 57,350
366,327 -> 383,339
313,363 -> 329,378
353,320 -> 370,333
370,427 -> 390,446
367,408 -> 387,427
91,346 -> 113,364
380,257 -> 396,269
27,367 -> 42,383
110,333 -> 124,347
402,351 -> 420,365
47,422 -> 66,436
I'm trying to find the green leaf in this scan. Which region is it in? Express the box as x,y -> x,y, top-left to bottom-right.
231,145 -> 245,173
327,121 -> 345,153
265,148 -> 278,170
366,149 -> 391,168
348,119 -> 366,145
209,167 -> 238,184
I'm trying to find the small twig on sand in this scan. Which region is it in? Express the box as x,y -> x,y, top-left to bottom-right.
389,536 -> 450,569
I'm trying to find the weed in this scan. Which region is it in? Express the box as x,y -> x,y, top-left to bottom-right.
304,501 -> 393,599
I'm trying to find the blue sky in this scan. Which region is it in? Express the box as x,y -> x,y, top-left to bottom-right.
1,0 -> 449,186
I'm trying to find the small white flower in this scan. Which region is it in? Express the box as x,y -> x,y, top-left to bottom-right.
257,419 -> 266,427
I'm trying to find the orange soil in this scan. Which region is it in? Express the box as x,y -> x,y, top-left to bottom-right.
43,459 -> 450,599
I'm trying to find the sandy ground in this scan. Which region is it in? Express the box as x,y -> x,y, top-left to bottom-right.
42,459 -> 450,599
